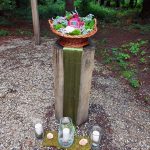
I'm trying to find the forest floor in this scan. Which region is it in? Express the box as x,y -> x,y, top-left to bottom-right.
0,20 -> 150,150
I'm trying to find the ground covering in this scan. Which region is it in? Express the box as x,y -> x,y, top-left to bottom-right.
0,35 -> 149,150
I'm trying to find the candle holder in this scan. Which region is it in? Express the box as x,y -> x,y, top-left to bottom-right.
58,117 -> 75,148
34,123 -> 44,139
90,125 -> 102,150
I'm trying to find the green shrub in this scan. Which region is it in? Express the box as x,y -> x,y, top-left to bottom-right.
128,24 -> 150,34
122,70 -> 134,79
0,29 -> 9,36
129,79 -> 140,88
0,17 -> 13,26
38,1 -> 65,19
12,8 -> 32,20
88,2 -> 117,22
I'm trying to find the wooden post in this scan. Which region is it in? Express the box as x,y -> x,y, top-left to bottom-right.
77,45 -> 95,125
31,0 -> 40,45
53,42 -> 95,125
53,45 -> 64,120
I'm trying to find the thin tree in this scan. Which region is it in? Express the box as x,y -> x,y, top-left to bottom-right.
15,0 -> 20,8
106,0 -> 111,7
65,0 -> 75,12
116,0 -> 120,7
100,0 -> 105,5
140,0 -> 150,19
31,0 -> 40,45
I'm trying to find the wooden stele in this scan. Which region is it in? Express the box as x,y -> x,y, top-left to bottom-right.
53,43 -> 95,125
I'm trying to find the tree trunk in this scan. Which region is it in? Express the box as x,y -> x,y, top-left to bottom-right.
140,0 -> 150,19
134,0 -> 137,7
121,0 -> 125,5
65,0 -> 74,12
100,0 -> 105,5
31,0 -> 40,45
116,0 -> 120,7
106,0 -> 111,7
15,0 -> 20,8
129,0 -> 134,8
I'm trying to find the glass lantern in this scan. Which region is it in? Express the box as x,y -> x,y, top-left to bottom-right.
34,123 -> 44,139
58,117 -> 75,148
90,125 -> 102,150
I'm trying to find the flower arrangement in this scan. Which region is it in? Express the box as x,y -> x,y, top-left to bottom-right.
51,11 -> 95,36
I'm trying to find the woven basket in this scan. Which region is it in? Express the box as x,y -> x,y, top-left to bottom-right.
48,19 -> 97,48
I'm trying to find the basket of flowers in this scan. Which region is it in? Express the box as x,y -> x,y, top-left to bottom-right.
48,11 -> 97,48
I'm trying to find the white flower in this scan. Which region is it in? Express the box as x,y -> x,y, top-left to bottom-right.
65,26 -> 75,33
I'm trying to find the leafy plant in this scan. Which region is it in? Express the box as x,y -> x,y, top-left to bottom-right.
129,42 -> 140,55
0,0 -> 15,11
54,24 -> 64,30
118,60 -> 129,69
85,19 -> 95,30
140,50 -> 146,55
0,29 -> 9,36
69,29 -> 81,35
117,53 -> 130,60
129,79 -> 140,88
140,58 -> 146,64
96,39 -> 148,88
0,17 -> 13,26
122,70 -> 134,79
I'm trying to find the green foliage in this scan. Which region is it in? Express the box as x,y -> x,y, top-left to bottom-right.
118,60 -> 129,69
16,29 -> 32,36
140,50 -> 146,55
129,79 -> 140,88
38,0 -> 65,18
140,58 -> 146,64
117,53 -> 130,60
74,0 -> 82,8
65,11 -> 73,20
128,40 -> 148,55
69,29 -> 81,35
129,42 -> 140,55
89,2 -> 117,22
128,23 -> 150,34
122,70 -> 134,79
0,29 -> 9,36
85,19 -> 95,30
97,39 -> 148,88
54,24 -> 64,30
0,0 -> 15,10
0,17 -> 13,26
12,8 -> 32,20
